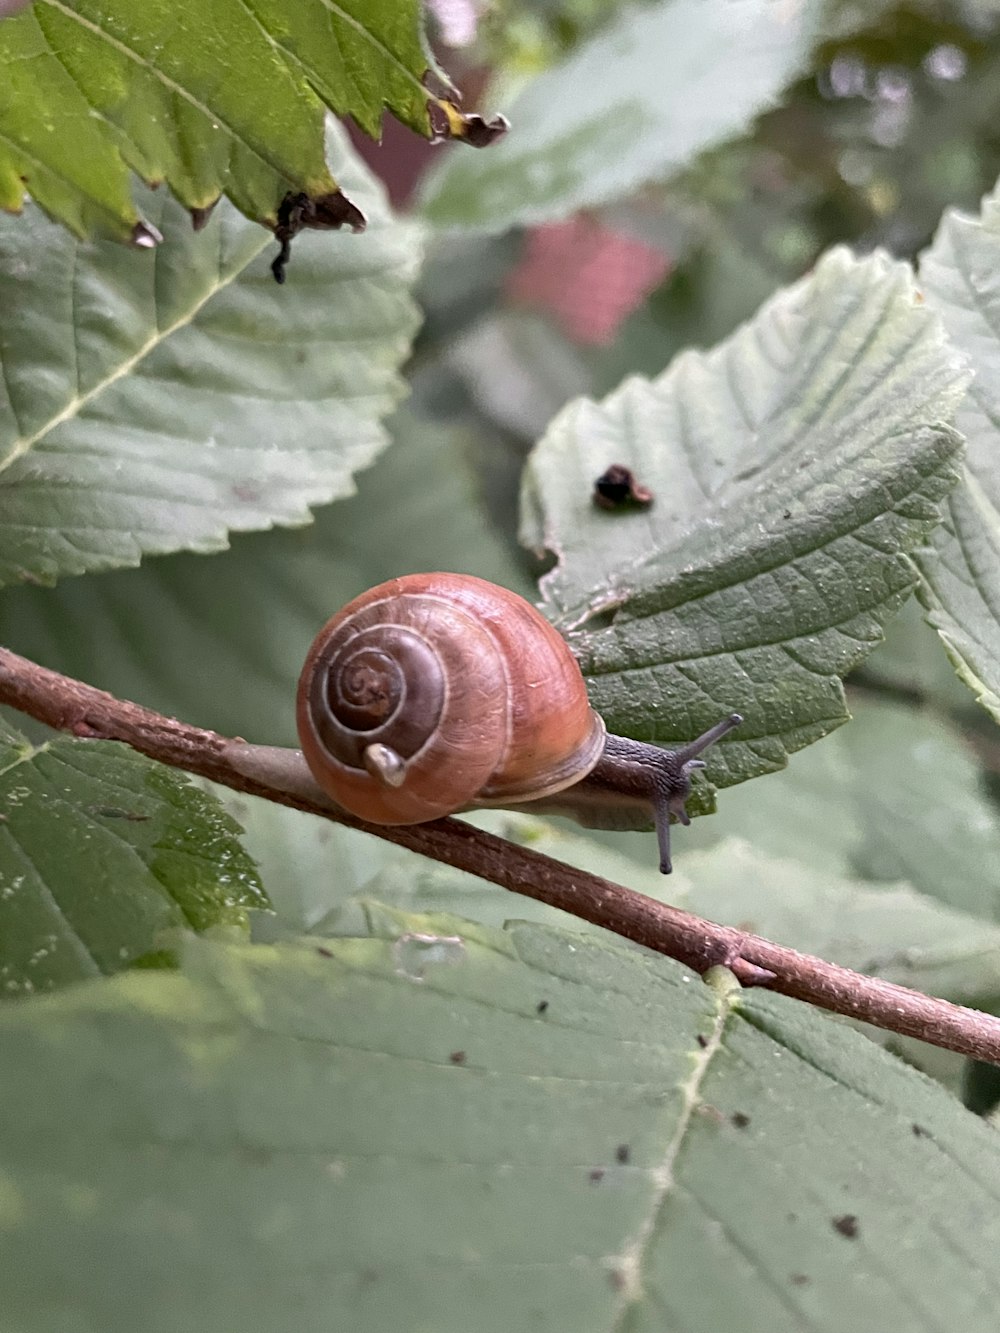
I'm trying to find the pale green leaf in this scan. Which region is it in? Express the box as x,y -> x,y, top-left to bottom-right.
0,716 -> 265,997
682,838 -> 1000,1009
0,0 -> 455,239
420,0 -> 824,232
916,183 -> 1000,723
0,123 -> 420,585
858,595 -> 974,712
521,248 -> 967,793
681,697 -> 1000,921
2,921 -> 1000,1331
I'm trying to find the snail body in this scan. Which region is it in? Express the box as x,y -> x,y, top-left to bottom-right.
295,573 -> 741,872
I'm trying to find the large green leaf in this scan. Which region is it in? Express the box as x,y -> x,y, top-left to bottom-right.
680,696 -> 1000,921
0,716 -> 265,996
420,0 -> 824,232
0,0 -> 478,241
857,595 -> 974,712
521,249 -> 968,791
0,411 -> 532,742
916,183 -> 1000,723
0,123 -> 420,586
3,920 -> 1000,1332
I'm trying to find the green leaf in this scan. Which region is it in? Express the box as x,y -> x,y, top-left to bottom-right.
3,921 -> 1000,1332
0,411 -> 534,742
858,595 -> 974,712
420,0 -> 824,232
0,122 -> 421,586
682,839 -> 1000,1009
214,785 -> 395,935
0,716 -> 265,997
0,0 -> 469,240
521,248 -> 967,792
916,183 -> 1000,723
681,697 -> 1000,921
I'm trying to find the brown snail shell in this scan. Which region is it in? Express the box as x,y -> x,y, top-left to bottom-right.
296,573 -> 606,825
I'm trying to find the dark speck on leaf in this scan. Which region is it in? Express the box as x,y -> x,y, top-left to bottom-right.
593,463 -> 654,511
615,1144 -> 630,1164
316,946 -> 334,959
696,1034 -> 709,1049
609,1269 -> 627,1292
536,1000 -> 549,1014
449,1050 -> 466,1065
783,508 -> 792,519
731,1112 -> 751,1129
790,1273 -> 810,1286
833,1214 -> 859,1239
912,1123 -> 929,1137
589,1168 -> 605,1184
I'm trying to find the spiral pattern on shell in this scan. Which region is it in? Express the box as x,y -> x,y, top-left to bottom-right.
296,573 -> 605,825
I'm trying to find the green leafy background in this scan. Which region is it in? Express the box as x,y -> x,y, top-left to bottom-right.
4,2 -> 1000,1330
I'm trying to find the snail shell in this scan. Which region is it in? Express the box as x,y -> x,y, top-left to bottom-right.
296,573 -> 606,825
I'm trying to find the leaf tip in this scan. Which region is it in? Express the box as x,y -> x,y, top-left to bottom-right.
130,219 -> 163,250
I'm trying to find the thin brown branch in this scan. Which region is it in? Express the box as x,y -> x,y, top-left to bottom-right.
2,644 -> 1000,1065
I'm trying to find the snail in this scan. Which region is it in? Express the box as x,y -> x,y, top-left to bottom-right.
228,574 -> 741,873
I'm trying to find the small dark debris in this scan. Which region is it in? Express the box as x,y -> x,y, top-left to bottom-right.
731,1112 -> 751,1130
425,96 -> 509,147
271,189 -> 367,284
608,1269 -> 627,1292
615,1144 -> 630,1164
593,464 -> 654,511
783,508 -> 792,519
589,1168 -> 605,1184
316,946 -> 334,959
832,1214 -> 859,1239
787,1212 -> 798,1224
912,1123 -> 929,1138
536,1000 -> 549,1015
449,1050 -> 467,1065
790,1273 -> 810,1286
696,1033 -> 709,1049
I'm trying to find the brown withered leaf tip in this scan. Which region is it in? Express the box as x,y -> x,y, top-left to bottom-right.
426,98 -> 509,147
189,200 -> 220,232
270,189 -> 368,285
594,464 -> 654,511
